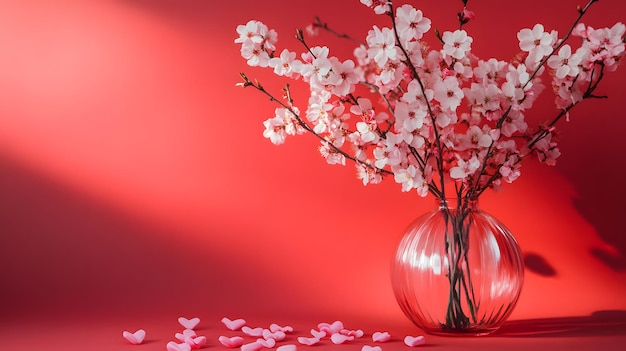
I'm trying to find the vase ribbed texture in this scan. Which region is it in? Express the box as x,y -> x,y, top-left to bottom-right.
391,200 -> 524,336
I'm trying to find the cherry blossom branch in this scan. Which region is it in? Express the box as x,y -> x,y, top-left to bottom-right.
524,0 -> 598,90
238,72 -> 393,176
311,16 -> 366,46
468,0 -> 600,200
387,1 -> 446,198
527,63 -> 607,149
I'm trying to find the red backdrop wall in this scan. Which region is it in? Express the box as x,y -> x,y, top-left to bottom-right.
0,0 -> 625,339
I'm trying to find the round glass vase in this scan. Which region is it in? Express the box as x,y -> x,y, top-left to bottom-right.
391,198 -> 524,336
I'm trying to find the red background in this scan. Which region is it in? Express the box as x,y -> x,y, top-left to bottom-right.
0,0 -> 625,350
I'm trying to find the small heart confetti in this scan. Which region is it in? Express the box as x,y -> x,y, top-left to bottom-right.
362,346 -> 382,351
372,331 -> 391,342
257,337 -> 276,348
341,329 -> 364,338
122,329 -> 146,345
242,326 -> 264,337
187,335 -> 206,349
241,341 -> 264,351
175,329 -> 196,342
218,335 -> 245,348
331,333 -> 354,344
404,335 -> 426,347
178,317 -> 200,330
297,336 -> 320,346
262,329 -> 286,341
270,323 -> 293,333
221,317 -> 247,331
276,345 -> 297,351
310,329 -> 326,339
318,321 -> 344,335
166,341 -> 192,351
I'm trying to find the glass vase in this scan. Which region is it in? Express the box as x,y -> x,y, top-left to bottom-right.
391,198 -> 524,336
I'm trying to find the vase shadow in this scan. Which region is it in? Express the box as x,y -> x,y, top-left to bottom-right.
493,310 -> 626,337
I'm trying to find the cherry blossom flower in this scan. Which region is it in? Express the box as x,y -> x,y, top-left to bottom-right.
517,24 -> 555,61
366,26 -> 398,67
395,4 -> 431,41
327,59 -> 360,96
360,0 -> 390,15
547,45 -> 583,79
433,76 -> 464,111
240,42 -> 270,67
450,154 -> 481,180
269,49 -> 302,77
442,30 -> 473,60
235,20 -> 266,44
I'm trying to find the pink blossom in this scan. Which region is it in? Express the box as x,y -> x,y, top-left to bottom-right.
240,42 -> 270,67
366,26 -> 398,67
433,76 -> 464,111
235,20 -> 266,44
395,4 -> 431,41
320,142 -> 346,165
262,107 -> 301,144
360,0 -> 390,15
442,30 -> 473,60
269,49 -> 302,77
395,101 -> 426,132
354,163 -> 381,185
327,59 -> 359,97
547,45 -> 583,79
517,24 -> 555,60
450,154 -> 481,180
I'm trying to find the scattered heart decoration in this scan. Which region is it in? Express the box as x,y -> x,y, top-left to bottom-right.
372,331 -> 391,342
241,326 -> 264,337
178,317 -> 200,330
297,336 -> 321,346
122,329 -> 146,345
276,345 -> 297,351
166,341 -> 192,351
331,333 -> 354,344
219,335 -> 245,348
222,317 -> 247,331
121,316 -> 426,350
404,335 -> 426,347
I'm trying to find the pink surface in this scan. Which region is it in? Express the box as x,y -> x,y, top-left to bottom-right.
0,0 -> 625,350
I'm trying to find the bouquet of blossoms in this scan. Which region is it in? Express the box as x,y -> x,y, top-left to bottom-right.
236,0 -> 624,333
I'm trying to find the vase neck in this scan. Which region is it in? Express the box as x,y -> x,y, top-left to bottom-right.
437,198 -> 478,211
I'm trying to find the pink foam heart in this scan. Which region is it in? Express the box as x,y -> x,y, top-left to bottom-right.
372,331 -> 391,342
241,341 -> 264,351
331,333 -> 354,344
178,317 -> 200,330
186,336 -> 206,349
269,323 -> 293,333
297,336 -> 320,346
262,329 -> 286,341
310,329 -> 326,339
341,329 -> 364,338
404,335 -> 426,347
256,337 -> 276,348
122,329 -> 146,345
166,341 -> 192,351
175,329 -> 197,342
242,326 -> 264,337
276,345 -> 297,351
222,317 -> 247,331
218,336 -> 244,348
318,321 -> 344,335
362,346 -> 382,351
